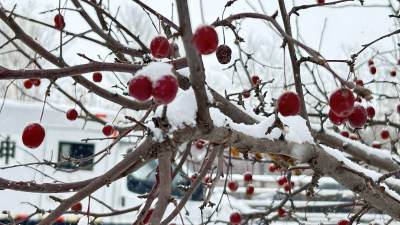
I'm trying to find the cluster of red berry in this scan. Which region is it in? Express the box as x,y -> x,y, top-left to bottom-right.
23,79 -> 41,89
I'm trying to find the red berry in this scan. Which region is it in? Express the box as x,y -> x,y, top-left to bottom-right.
369,66 -> 377,75
92,72 -> 102,82
153,75 -> 179,104
243,172 -> 253,182
277,176 -> 288,186
251,75 -> 261,86
368,59 -> 374,66
102,125 -> 114,136
22,123 -> 45,149
283,183 -> 291,192
66,109 -> 78,121
31,79 -> 41,86
143,208 -> 154,224
192,25 -> 218,55
355,79 -> 363,86
194,139 -> 205,149
278,208 -> 286,217
23,80 -> 33,89
191,174 -> 198,182
230,212 -> 241,225
347,105 -> 367,128
349,134 -> 359,140
372,142 -> 381,149
150,36 -> 170,58
390,70 -> 397,77
329,88 -> 355,117
268,163 -> 277,173
317,0 -> 325,4
340,131 -> 350,138
242,90 -> 250,98
380,129 -> 390,140
216,44 -> 232,64
228,180 -> 239,192
71,202 -> 82,211
55,217 -> 64,223
277,91 -> 301,116
397,104 -> 400,114
246,184 -> 255,195
128,75 -> 153,101
328,109 -> 346,125
54,14 -> 65,30
337,219 -> 350,225
366,106 -> 375,119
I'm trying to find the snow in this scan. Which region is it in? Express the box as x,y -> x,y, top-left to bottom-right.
279,115 -> 314,144
134,62 -> 174,84
322,144 -> 400,202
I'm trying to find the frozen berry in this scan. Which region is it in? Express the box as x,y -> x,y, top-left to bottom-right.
380,129 -> 390,140
268,163 -> 277,173
24,80 -> 33,89
277,176 -> 288,186
31,79 -> 41,86
329,88 -> 355,117
368,59 -> 374,66
246,184 -> 255,195
54,14 -> 65,30
251,75 -> 261,86
192,25 -> 218,55
277,91 -> 301,116
355,79 -> 363,86
128,75 -> 153,101
390,70 -> 397,77
66,109 -> 78,121
243,172 -> 253,182
317,0 -> 325,4
153,75 -> 179,104
366,106 -> 375,119
194,139 -> 205,149
337,219 -> 350,225
92,72 -> 102,82
216,44 -> 232,64
340,131 -> 349,138
242,90 -> 250,98
150,36 -> 170,58
278,208 -> 286,217
22,123 -> 45,149
328,109 -> 346,125
347,105 -> 367,128
102,125 -> 114,136
230,212 -> 241,225
369,66 -> 377,75
228,180 -> 239,192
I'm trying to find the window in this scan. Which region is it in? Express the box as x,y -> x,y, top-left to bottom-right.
58,142 -> 95,170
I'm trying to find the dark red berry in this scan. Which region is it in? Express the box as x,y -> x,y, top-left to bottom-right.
150,36 -> 170,58
243,172 -> 253,182
102,125 -> 114,136
328,109 -> 346,125
283,183 -> 291,192
251,75 -> 261,86
216,44 -> 232,64
355,79 -> 363,86
369,66 -> 377,75
71,202 -> 82,211
366,106 -> 375,119
329,88 -> 355,117
242,90 -> 250,98
153,75 -> 179,104
230,212 -> 241,225
278,208 -> 286,217
192,25 -> 218,55
277,91 -> 301,116
372,142 -> 381,149
143,208 -> 154,224
31,79 -> 41,86
317,0 -> 325,4
268,164 -> 277,173
337,219 -> 350,225
66,109 -> 78,121
24,80 -> 33,89
390,70 -> 397,77
368,59 -> 374,66
195,139 -> 205,150
128,75 -> 153,101
277,176 -> 288,186
228,180 -> 239,192
347,105 -> 367,128
22,123 -> 45,149
397,104 -> 400,114
340,131 -> 350,138
54,14 -> 65,30
246,184 -> 255,195
380,129 -> 390,140
92,72 -> 102,82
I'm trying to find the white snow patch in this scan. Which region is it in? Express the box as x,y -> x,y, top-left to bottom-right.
135,62 -> 173,84
279,115 -> 314,144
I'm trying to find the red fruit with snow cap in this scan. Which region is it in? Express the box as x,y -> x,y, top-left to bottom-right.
128,75 -> 153,101
153,75 -> 179,104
